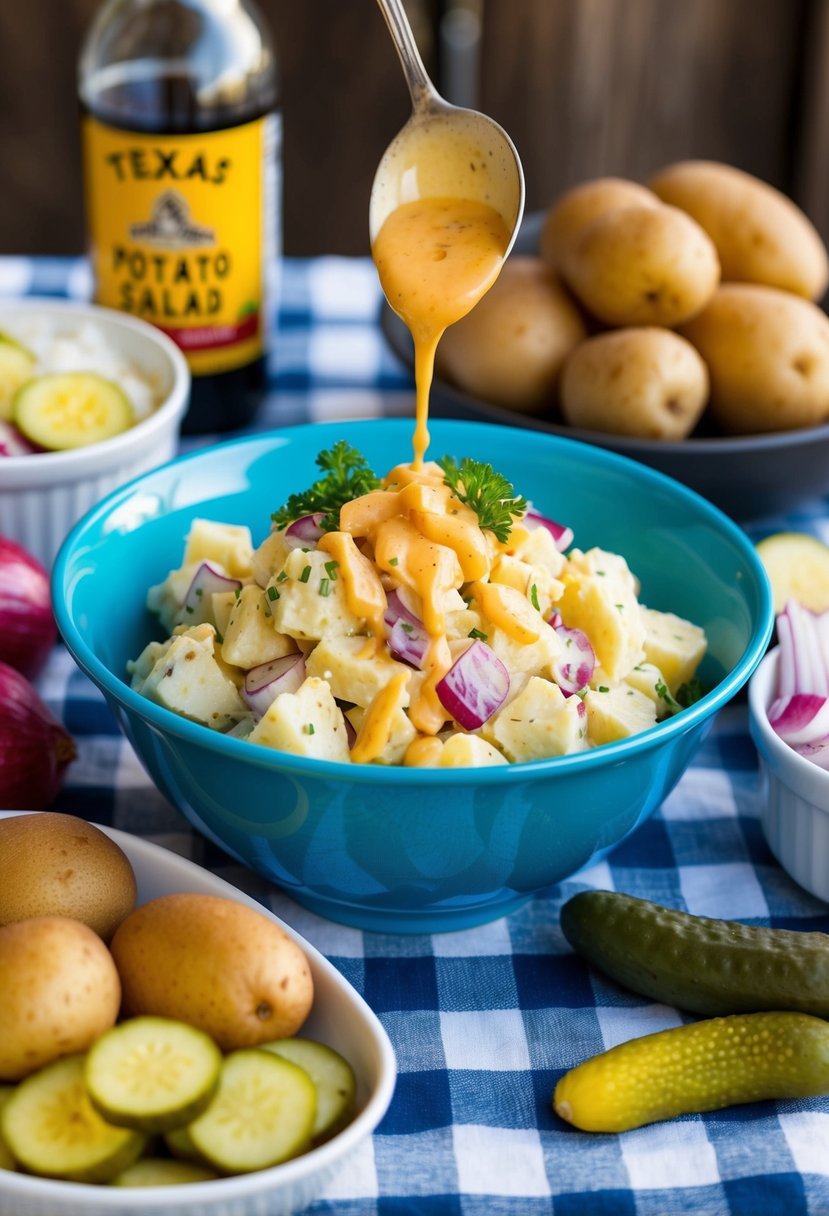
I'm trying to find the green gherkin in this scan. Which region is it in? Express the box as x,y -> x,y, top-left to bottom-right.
560,890 -> 829,1017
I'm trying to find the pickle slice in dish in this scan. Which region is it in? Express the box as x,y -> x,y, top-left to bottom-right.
0,1055 -> 147,1183
85,1016 -> 222,1134
13,371 -> 134,450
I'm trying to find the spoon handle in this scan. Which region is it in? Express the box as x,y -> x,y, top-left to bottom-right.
375,0 -> 440,109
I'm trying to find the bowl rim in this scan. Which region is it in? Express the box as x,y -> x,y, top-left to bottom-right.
748,645 -> 829,808
0,297 -> 190,483
0,810 -> 398,1210
53,417 -> 775,784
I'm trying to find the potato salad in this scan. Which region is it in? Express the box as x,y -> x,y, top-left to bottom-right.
128,442 -> 707,767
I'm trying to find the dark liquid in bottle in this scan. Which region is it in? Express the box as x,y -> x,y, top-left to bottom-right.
83,69 -> 278,435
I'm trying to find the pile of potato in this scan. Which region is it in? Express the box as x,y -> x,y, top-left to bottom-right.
435,160 -> 829,441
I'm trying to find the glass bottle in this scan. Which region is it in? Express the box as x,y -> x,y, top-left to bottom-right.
78,0 -> 280,434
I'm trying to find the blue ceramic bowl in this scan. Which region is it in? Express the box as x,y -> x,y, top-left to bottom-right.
53,419 -> 773,933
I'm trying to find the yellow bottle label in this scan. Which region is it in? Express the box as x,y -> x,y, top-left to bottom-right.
82,113 -> 279,377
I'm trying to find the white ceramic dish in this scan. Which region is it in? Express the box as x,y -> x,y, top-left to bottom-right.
0,299 -> 190,571
0,810 -> 396,1216
748,648 -> 829,904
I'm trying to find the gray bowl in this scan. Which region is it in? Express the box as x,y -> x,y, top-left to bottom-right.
380,213 -> 829,523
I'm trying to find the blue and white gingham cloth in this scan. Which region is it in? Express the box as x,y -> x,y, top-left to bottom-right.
4,256 -> 829,1216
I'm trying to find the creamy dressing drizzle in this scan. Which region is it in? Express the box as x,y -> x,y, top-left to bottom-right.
332,195 -> 511,762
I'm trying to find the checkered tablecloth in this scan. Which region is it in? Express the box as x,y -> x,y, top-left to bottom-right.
4,256 -> 829,1216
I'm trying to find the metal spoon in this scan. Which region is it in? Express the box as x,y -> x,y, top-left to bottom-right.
369,0 -> 525,250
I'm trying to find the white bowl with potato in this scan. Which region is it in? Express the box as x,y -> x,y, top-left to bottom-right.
0,810 -> 396,1216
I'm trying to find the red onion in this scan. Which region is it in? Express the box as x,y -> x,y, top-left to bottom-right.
384,589 -> 429,668
243,653 -> 306,717
284,513 -> 325,548
552,623 -> 595,695
184,562 -> 243,619
768,693 -> 829,745
436,640 -> 509,730
0,661 -> 76,808
525,508 -> 574,552
0,421 -> 38,457
0,536 -> 57,679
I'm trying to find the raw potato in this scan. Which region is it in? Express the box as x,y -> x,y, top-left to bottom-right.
559,204 -> 719,330
0,811 -> 137,941
539,176 -> 661,271
560,204 -> 720,328
649,159 -> 829,301
560,328 -> 709,440
679,284 -> 829,433
110,893 -> 314,1051
0,915 -> 121,1081
435,256 -> 587,413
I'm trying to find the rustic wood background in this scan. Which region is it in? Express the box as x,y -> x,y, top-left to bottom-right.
1,0 -> 828,257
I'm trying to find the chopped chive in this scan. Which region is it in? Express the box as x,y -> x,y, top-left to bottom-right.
400,622 -> 414,634
195,587 -> 203,598
185,605 -> 194,615
598,685 -> 609,693
319,578 -> 331,597
530,584 -> 540,611
389,557 -> 399,567
468,628 -> 488,641
299,565 -> 312,583
277,570 -> 288,583
324,560 -> 338,579
267,585 -> 279,601
234,586 -> 242,599
215,631 -> 224,644
304,723 -> 315,735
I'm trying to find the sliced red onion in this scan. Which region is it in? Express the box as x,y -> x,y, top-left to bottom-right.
284,513 -> 325,548
525,508 -> 574,552
768,693 -> 829,745
436,640 -> 509,730
552,624 -> 595,695
183,562 -> 242,618
243,653 -> 306,716
384,587 -> 421,631
794,738 -> 829,769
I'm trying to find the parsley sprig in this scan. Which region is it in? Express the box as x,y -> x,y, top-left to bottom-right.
271,442 -> 381,532
437,456 -> 527,543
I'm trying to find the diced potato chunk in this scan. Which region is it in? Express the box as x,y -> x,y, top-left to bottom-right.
640,606 -> 707,696
248,676 -> 351,761
624,660 -> 677,718
251,530 -> 293,589
305,635 -> 412,709
220,585 -> 297,668
346,703 -> 416,765
136,627 -> 247,731
439,734 -> 508,767
488,675 -> 587,761
269,550 -> 364,640
183,519 -> 253,579
147,562 -> 202,634
584,683 -> 657,745
559,547 -> 645,681
512,524 -> 567,579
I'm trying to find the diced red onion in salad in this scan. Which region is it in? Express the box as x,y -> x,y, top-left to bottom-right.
436,640 -> 510,730
552,623 -> 595,695
184,562 -> 242,616
525,507 -> 574,553
243,653 -> 306,717
284,513 -> 325,548
384,588 -> 429,669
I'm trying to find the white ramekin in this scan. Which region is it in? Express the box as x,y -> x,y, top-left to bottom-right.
748,646 -> 829,904
0,298 -> 190,571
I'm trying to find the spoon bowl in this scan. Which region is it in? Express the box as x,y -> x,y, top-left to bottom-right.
369,0 -> 524,250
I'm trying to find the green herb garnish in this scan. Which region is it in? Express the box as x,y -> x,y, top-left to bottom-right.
530,584 -> 540,612
437,455 -> 527,543
468,628 -> 488,641
676,677 -> 706,708
324,560 -> 339,580
655,679 -> 681,712
271,441 -> 381,532
319,578 -> 331,597
267,585 -> 280,602
299,565 -> 312,584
